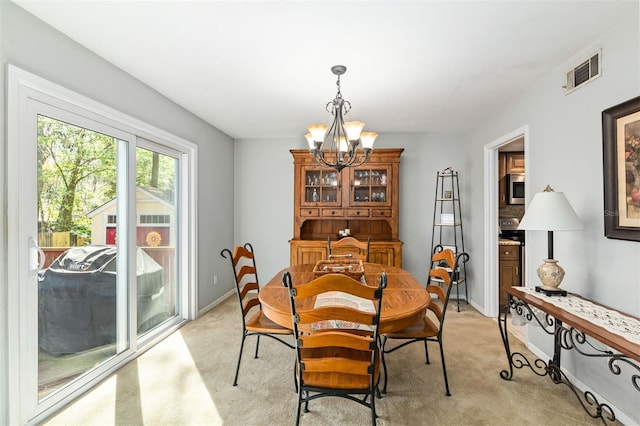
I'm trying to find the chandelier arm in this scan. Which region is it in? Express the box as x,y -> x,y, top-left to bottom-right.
348,152 -> 371,168
311,146 -> 370,169
342,100 -> 351,116
325,101 -> 335,115
314,151 -> 347,172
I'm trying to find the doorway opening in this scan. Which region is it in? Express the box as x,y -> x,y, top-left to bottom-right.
483,126 -> 528,325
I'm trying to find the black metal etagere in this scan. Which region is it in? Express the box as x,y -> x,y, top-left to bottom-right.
429,168 -> 468,311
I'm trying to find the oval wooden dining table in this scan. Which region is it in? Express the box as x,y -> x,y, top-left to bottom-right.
259,263 -> 430,333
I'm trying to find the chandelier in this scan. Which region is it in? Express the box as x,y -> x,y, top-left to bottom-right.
305,65 -> 377,172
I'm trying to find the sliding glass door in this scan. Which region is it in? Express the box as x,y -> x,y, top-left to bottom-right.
36,113 -> 126,400
7,66 -> 194,424
134,144 -> 181,337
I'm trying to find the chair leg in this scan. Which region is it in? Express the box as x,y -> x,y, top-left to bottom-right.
233,333 -> 247,386
438,338 -> 451,396
424,339 -> 430,364
304,391 -> 310,413
295,388 -> 303,426
371,389 -> 377,425
381,336 -> 389,394
254,334 -> 261,358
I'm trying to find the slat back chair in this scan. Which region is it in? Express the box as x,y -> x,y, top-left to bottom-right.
221,243 -> 294,386
328,236 -> 370,262
282,271 -> 387,426
381,247 -> 469,396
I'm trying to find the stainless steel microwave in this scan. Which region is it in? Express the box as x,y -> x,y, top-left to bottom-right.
507,173 -> 525,204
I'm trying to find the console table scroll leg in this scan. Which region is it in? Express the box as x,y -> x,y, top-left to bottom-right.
549,320 -> 563,383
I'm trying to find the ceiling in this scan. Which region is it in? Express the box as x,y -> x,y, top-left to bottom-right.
11,1 -> 637,140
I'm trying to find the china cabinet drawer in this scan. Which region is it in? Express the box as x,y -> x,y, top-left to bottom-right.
321,209 -> 344,217
346,208 -> 369,218
371,209 -> 392,218
300,208 -> 319,217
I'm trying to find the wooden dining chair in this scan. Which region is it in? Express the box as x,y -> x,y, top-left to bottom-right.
380,247 -> 469,396
221,243 -> 294,386
327,236 -> 370,262
282,270 -> 387,426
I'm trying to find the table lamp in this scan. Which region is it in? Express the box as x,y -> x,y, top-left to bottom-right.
518,185 -> 583,294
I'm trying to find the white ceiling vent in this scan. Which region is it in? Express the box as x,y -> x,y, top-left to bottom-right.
564,50 -> 601,94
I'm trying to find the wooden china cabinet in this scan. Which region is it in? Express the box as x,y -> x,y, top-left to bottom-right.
289,148 -> 403,267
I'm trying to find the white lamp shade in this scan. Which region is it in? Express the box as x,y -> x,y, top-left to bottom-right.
360,132 -> 378,149
344,121 -> 365,141
307,124 -> 328,142
304,133 -> 315,149
518,190 -> 584,231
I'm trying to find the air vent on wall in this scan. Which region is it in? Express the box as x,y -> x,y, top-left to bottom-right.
564,49 -> 601,94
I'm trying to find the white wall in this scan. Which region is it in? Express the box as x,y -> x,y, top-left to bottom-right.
464,10 -> 640,423
0,3 -> 235,421
233,137 -> 298,282
375,133 -> 467,284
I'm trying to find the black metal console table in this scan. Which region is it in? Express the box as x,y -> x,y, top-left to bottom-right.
498,286 -> 640,425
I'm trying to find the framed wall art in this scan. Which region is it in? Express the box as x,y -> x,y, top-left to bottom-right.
602,96 -> 640,241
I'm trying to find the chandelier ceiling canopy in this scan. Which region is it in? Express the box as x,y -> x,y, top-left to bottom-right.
305,65 -> 376,172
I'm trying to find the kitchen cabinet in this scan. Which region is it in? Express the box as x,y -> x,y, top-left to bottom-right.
499,243 -> 521,311
499,153 -> 507,207
506,153 -> 525,173
290,148 -> 403,267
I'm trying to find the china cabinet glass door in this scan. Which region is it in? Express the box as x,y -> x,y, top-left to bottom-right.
302,167 -> 341,206
350,166 -> 392,206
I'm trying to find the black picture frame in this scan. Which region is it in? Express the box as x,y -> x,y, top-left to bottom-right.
602,96 -> 640,242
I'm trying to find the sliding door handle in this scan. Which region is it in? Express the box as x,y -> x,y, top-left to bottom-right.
29,237 -> 45,274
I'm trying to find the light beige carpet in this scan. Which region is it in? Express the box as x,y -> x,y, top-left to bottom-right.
44,296 -> 614,425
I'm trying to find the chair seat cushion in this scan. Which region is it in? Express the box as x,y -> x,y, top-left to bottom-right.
246,310 -> 292,334
384,315 -> 438,339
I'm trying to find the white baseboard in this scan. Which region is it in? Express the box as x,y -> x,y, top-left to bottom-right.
197,289 -> 235,318
468,299 -> 484,315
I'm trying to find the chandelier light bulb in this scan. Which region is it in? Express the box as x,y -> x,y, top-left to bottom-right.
338,137 -> 349,153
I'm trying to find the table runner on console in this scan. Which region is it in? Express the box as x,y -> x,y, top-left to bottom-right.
518,287 -> 640,346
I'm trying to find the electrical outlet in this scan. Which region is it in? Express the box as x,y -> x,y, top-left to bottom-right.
213,274 -> 218,285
